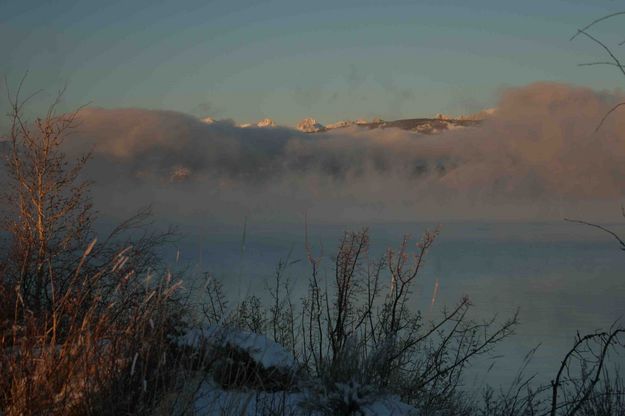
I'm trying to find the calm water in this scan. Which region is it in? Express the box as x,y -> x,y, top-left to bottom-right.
170,221 -> 625,389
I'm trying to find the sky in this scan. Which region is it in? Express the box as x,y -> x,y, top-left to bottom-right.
1,0 -> 624,126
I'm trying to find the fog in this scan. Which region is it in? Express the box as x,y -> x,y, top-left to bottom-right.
62,82 -> 625,224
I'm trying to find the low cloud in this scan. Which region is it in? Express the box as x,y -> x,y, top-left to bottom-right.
63,82 -> 625,224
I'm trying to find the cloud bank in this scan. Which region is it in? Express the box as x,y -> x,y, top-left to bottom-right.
64,82 -> 625,224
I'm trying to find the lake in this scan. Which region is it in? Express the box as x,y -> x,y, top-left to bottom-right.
169,220 -> 625,390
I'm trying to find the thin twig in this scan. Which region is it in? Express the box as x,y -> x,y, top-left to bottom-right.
577,61 -> 621,68
570,12 -> 625,41
564,218 -> 625,251
594,102 -> 625,132
576,29 -> 625,78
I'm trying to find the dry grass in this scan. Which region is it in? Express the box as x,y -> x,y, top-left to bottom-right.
0,240 -> 189,415
0,79 -> 193,415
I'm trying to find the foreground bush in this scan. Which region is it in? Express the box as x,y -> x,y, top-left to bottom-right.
196,228 -> 517,415
197,228 -> 625,416
0,83 -> 191,415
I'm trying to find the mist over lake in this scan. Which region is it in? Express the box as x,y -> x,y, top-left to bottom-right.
3,1 -> 625,413
72,81 -> 625,392
162,220 -> 625,387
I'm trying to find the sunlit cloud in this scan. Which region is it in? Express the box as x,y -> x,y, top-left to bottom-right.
62,82 -> 625,223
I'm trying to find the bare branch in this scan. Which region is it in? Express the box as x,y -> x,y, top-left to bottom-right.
564,218 -> 625,251
577,61 -> 621,68
594,102 -> 625,133
570,12 -> 625,41
576,29 -> 625,78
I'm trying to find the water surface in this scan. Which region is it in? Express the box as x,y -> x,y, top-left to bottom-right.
171,221 -> 625,388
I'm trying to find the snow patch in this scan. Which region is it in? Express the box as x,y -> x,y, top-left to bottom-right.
191,379 -> 418,415
297,118 -> 326,133
326,120 -> 354,130
179,326 -> 296,371
178,327 -> 419,415
256,118 -> 276,128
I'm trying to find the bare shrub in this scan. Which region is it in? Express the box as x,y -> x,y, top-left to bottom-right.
0,79 -> 192,415
293,228 -> 519,414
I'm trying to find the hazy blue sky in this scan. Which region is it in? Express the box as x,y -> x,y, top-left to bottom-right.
1,0 -> 623,125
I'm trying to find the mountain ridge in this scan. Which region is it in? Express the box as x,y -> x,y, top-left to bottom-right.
201,109 -> 494,134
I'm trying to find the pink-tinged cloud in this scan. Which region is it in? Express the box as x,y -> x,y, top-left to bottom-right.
59,82 -> 625,223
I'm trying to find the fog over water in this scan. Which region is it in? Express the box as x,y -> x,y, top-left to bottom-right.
62,82 -> 625,224
26,81 -> 625,386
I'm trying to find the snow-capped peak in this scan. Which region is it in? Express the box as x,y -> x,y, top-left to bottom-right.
326,120 -> 354,130
256,118 -> 276,128
201,116 -> 215,124
297,117 -> 325,133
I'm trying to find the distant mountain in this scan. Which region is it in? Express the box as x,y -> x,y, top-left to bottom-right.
200,109 -> 493,134
236,118 -> 276,128
325,120 -> 354,129
296,118 -> 326,133
318,116 -> 482,134
256,118 -> 276,128
299,109 -> 492,134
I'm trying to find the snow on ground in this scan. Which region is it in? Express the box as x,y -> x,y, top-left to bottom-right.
192,379 -> 305,415
192,379 -> 418,416
178,326 -> 419,415
179,325 -> 296,371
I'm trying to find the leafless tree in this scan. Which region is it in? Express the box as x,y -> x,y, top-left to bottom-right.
1,74 -> 93,319
0,78 -> 191,416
